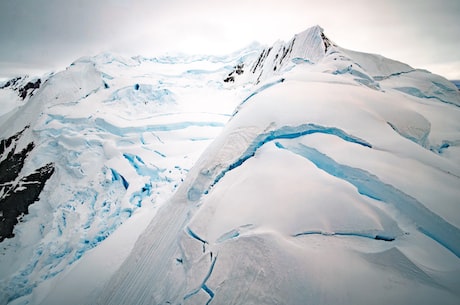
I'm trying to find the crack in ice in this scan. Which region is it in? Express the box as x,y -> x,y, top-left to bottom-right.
277,142 -> 460,258
292,230 -> 395,241
185,226 -> 208,253
208,123 -> 371,192
184,255 -> 217,305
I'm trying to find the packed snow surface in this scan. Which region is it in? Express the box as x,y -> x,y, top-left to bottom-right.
0,25 -> 459,305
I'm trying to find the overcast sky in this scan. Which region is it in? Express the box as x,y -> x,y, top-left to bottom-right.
1,0 -> 459,79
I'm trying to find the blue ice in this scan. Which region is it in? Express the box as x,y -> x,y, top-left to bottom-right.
185,226 -> 208,245
110,85 -> 174,105
95,118 -> 224,136
110,168 -> 129,189
123,153 -> 163,180
395,86 -> 459,107
216,229 -> 240,243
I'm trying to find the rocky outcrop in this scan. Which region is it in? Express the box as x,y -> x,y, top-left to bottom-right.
224,63 -> 244,82
0,127 -> 54,242
1,76 -> 42,100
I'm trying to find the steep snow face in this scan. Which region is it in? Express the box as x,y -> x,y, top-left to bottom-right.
244,25 -> 331,84
91,27 -> 460,305
1,25 -> 460,305
0,48 -> 254,305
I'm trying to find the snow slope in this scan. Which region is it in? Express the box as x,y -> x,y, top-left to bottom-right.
0,47 -> 257,305
1,25 -> 459,305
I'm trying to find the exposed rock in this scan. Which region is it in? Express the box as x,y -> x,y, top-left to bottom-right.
18,79 -> 41,100
0,77 -> 22,89
224,63 -> 244,83
0,127 -> 55,242
321,32 -> 334,52
0,76 -> 41,100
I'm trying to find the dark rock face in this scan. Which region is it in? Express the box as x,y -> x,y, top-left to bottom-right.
321,32 -> 333,52
0,127 -> 54,242
18,79 -> 41,100
0,77 -> 22,89
251,46 -> 274,74
224,63 -> 245,83
1,76 -> 41,100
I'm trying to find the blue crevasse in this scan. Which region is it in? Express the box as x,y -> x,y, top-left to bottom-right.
395,86 -> 459,107
110,168 -> 129,189
276,142 -> 460,258
209,123 -> 371,191
123,153 -> 164,180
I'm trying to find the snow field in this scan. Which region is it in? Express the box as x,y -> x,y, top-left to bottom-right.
0,48 -> 252,304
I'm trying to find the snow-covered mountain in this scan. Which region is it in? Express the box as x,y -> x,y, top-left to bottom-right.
1,25 -> 459,305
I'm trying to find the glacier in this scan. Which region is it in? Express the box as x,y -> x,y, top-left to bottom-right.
0,25 -> 459,305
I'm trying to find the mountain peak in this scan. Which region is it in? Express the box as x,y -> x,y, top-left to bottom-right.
244,25 -> 334,83
294,24 -> 330,48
